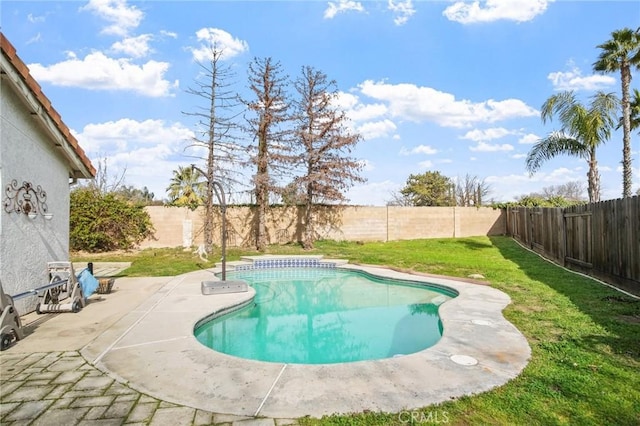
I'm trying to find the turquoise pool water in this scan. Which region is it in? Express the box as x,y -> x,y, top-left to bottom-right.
194,268 -> 456,364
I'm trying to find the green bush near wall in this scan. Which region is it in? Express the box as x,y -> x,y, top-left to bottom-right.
70,187 -> 155,252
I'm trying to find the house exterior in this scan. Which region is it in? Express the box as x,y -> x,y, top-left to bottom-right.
1,33 -> 95,314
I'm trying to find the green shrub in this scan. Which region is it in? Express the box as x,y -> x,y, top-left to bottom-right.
492,195 -> 585,209
70,187 -> 155,252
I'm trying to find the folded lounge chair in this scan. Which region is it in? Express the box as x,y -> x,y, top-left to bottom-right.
0,279 -> 23,350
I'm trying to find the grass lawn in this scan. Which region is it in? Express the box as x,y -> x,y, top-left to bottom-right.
72,236 -> 640,425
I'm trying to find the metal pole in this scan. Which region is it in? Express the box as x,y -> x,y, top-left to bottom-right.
191,164 -> 227,281
212,182 -> 227,281
11,279 -> 68,301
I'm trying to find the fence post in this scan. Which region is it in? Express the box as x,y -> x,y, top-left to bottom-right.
529,208 -> 534,249
560,207 -> 567,267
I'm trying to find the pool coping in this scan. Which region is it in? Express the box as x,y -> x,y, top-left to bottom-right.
80,256 -> 531,419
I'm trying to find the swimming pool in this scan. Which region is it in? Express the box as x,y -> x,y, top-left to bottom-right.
194,267 -> 457,364
91,257 -> 531,418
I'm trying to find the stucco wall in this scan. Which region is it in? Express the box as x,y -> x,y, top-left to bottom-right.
140,205 -> 506,249
1,80 -> 71,314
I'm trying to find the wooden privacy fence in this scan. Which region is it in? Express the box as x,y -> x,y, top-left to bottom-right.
506,196 -> 640,295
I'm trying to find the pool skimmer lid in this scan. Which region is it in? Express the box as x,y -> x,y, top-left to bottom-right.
201,280 -> 248,295
450,354 -> 478,366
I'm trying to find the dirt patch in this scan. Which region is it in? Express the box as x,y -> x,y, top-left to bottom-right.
617,315 -> 640,324
602,295 -> 639,304
354,264 -> 491,286
71,249 -> 141,259
512,304 -> 546,313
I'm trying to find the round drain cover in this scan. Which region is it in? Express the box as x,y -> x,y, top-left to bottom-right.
450,355 -> 478,366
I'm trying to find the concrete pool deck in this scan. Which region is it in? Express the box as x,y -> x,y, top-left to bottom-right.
1,259 -> 531,422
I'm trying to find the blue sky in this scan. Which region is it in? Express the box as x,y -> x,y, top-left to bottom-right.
2,0 -> 639,205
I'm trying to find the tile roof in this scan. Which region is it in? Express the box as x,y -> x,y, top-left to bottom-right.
0,32 -> 95,178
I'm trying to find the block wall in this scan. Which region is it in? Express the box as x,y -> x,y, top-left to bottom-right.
139,206 -> 506,248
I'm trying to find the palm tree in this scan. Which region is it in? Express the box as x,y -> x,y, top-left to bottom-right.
165,166 -> 206,210
593,27 -> 640,198
526,91 -> 619,203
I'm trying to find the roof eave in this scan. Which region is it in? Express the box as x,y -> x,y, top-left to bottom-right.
0,33 -> 95,179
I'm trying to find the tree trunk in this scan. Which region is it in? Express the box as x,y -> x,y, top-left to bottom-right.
621,63 -> 632,198
255,186 -> 267,251
204,63 -> 218,253
255,126 -> 268,251
302,182 -> 314,249
204,134 -> 214,254
302,202 -> 314,250
588,150 -> 600,203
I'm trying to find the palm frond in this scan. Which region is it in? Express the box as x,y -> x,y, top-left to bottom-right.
525,132 -> 586,174
593,27 -> 640,71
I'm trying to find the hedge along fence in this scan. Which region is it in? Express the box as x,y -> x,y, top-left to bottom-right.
506,196 -> 640,295
140,205 -> 506,249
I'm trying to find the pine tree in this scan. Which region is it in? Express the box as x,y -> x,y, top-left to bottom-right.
293,66 -> 365,249
244,57 -> 294,250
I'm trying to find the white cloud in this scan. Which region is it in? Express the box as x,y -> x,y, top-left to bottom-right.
77,118 -> 193,152
111,34 -> 153,58
350,103 -> 388,122
518,133 -> 540,144
347,180 -> 401,206
548,66 -> 616,91
461,127 -> 512,141
444,0 -> 550,24
337,92 -> 388,121
485,167 -> 584,201
26,33 -> 42,45
512,153 -> 527,159
27,13 -> 46,23
388,0 -> 416,26
488,167 -> 579,183
418,160 -> 434,168
28,51 -> 177,97
335,91 -> 359,109
544,167 -> 581,181
74,119 -> 195,198
190,28 -> 249,62
324,0 -> 365,19
470,141 -> 514,152
160,30 -> 178,39
359,159 -> 375,171
81,0 -> 143,36
400,145 -> 438,155
357,119 -> 397,140
336,91 -> 392,139
358,80 -> 538,128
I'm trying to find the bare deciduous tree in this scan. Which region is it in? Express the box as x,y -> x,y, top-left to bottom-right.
85,157 -> 126,194
183,45 -> 244,252
293,66 -> 365,249
535,181 -> 586,201
454,174 -> 491,207
386,190 -> 413,206
244,57 -> 294,250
